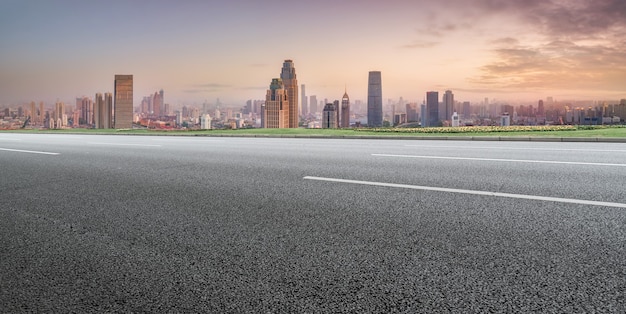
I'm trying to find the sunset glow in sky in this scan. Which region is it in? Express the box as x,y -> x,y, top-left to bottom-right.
1,0 -> 625,106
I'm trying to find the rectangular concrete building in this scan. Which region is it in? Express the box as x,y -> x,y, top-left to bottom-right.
114,75 -> 133,129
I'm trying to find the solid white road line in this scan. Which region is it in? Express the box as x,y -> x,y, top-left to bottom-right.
0,138 -> 21,141
87,142 -> 162,147
303,176 -> 626,209
404,145 -> 626,153
372,153 -> 626,167
0,147 -> 60,155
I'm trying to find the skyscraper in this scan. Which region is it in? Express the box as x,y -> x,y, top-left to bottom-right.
406,103 -> 418,122
426,91 -> 439,127
367,71 -> 382,127
309,95 -> 318,115
341,89 -> 350,128
263,78 -> 289,128
114,74 -> 133,129
94,92 -> 113,129
443,90 -> 454,121
322,103 -> 337,128
280,60 -> 298,128
301,84 -> 308,116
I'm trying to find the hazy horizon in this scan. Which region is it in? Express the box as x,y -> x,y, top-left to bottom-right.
2,0 -> 625,106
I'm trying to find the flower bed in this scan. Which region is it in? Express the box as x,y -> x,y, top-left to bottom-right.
354,125 -> 578,134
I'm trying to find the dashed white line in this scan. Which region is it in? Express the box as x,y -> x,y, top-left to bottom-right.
303,176 -> 626,209
404,145 -> 626,153
372,154 -> 626,167
0,148 -> 60,155
87,142 -> 162,147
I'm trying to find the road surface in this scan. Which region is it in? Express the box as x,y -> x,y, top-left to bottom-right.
1,133 -> 624,312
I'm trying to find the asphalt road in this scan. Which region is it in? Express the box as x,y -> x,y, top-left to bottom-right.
1,133 -> 625,312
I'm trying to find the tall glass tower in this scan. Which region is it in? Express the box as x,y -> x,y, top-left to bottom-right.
426,91 -> 439,127
367,71 -> 382,127
280,60 -> 298,128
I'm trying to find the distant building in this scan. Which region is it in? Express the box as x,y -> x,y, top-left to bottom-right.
263,78 -> 289,128
114,75 -> 133,129
501,113 -> 511,126
333,100 -> 340,127
280,60 -> 298,128
394,113 -> 407,126
301,84 -> 308,116
322,103 -> 337,128
200,114 -> 212,129
406,103 -> 418,122
426,91 -> 439,127
367,71 -> 382,127
341,89 -> 350,128
54,101 -> 65,128
77,96 -> 93,126
309,95 -> 318,115
443,90 -> 454,122
451,112 -> 459,127
94,92 -> 113,129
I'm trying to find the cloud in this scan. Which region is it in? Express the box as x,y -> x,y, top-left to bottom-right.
192,83 -> 231,88
401,40 -> 439,49
470,40 -> 626,93
489,37 -> 520,46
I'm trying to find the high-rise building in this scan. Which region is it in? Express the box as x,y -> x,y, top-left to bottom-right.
367,71 -> 382,127
280,60 -> 298,128
29,101 -> 37,125
426,91 -> 439,127
406,103 -> 418,122
443,90 -> 454,121
54,101 -> 65,128
462,101 -> 471,120
77,96 -> 93,125
39,102 -> 44,125
94,92 -> 113,129
114,74 -> 133,129
309,95 -> 318,115
152,91 -> 162,117
263,78 -> 289,128
322,103 -> 337,128
341,89 -> 350,128
538,99 -> 545,116
333,100 -> 340,127
301,84 -> 308,116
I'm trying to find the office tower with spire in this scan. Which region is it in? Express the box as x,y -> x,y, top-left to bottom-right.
280,60 -> 298,128
341,88 -> 350,128
114,75 -> 133,129
263,78 -> 289,128
426,91 -> 439,127
367,71 -> 382,127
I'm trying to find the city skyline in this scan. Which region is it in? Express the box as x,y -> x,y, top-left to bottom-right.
1,0 -> 626,106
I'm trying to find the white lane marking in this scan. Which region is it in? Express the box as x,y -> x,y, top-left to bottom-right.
149,138 -> 224,142
404,145 -> 626,153
0,147 -> 60,155
372,154 -> 626,167
87,142 -> 162,147
0,138 -> 21,141
303,176 -> 626,209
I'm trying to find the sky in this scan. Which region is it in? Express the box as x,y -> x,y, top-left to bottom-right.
1,0 -> 625,107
